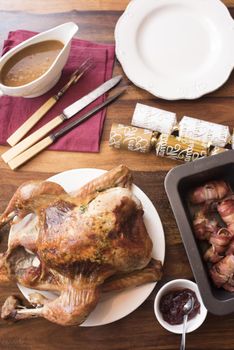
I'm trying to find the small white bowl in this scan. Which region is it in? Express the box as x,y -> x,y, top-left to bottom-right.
154,279 -> 207,334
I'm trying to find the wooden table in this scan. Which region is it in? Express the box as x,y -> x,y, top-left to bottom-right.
0,1 -> 233,349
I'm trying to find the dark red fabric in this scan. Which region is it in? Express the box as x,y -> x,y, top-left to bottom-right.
0,30 -> 115,152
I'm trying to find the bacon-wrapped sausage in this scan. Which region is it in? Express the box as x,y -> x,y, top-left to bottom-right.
190,180 -> 229,205
223,276 -> 234,292
226,240 -> 234,256
210,228 -> 233,254
204,247 -> 222,264
226,223 -> 234,237
218,198 -> 234,225
209,255 -> 234,290
193,210 -> 219,241
204,228 -> 233,263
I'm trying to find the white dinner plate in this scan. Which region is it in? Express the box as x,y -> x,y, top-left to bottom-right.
115,0 -> 234,100
17,168 -> 165,327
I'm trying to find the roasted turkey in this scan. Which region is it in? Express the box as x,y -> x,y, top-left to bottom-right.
0,165 -> 162,326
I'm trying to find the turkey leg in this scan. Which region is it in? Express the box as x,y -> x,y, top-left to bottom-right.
0,181 -> 66,228
2,285 -> 100,326
102,258 -> 162,292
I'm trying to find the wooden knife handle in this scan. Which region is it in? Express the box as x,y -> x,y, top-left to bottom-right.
7,97 -> 57,146
2,115 -> 64,163
8,136 -> 53,170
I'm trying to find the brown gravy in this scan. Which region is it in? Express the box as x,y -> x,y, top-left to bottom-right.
0,40 -> 64,87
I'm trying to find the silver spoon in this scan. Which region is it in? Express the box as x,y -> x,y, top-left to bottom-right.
180,296 -> 195,350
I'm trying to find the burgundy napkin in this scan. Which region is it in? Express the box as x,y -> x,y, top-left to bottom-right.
0,30 -> 115,152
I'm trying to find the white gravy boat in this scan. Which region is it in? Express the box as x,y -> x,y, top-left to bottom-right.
0,22 -> 78,98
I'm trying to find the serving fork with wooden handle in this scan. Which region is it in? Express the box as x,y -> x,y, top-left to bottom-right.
6,58 -> 93,147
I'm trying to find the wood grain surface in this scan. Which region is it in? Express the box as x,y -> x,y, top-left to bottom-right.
0,1 -> 233,349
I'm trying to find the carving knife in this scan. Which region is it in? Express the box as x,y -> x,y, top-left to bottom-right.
8,87 -> 126,170
2,75 -> 122,163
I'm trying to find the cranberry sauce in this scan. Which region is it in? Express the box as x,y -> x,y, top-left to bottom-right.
159,288 -> 200,325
